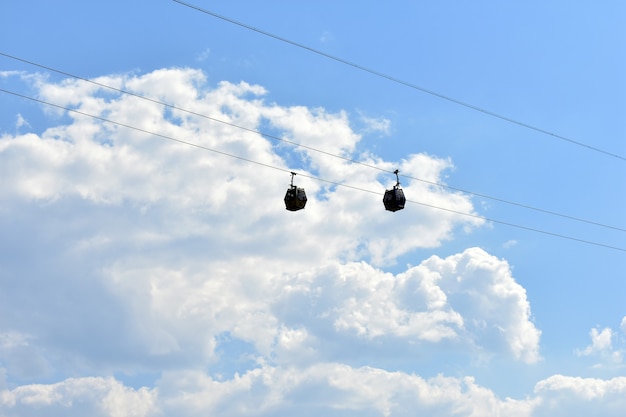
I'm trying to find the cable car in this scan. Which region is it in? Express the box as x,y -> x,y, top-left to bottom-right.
284,172 -> 307,211
383,169 -> 405,212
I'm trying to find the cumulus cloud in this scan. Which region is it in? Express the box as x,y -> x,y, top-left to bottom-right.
0,377 -> 157,417
578,327 -> 613,356
576,324 -> 625,367
0,67 -> 549,416
276,247 -> 540,364
153,364 -> 531,417
532,375 -> 626,417
2,368 -> 626,417
1,67 -> 482,265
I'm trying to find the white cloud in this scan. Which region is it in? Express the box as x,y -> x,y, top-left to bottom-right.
418,248 -> 541,363
532,375 -> 626,416
0,70 -> 25,78
276,248 -> 540,363
0,67 -> 549,416
0,377 -> 157,417
1,67 -> 482,266
503,239 -> 518,248
576,324 -> 625,367
15,114 -> 30,130
91,247 -> 540,373
358,113 -> 392,136
578,327 -> 613,356
3,366 -> 528,417
2,368 -> 626,417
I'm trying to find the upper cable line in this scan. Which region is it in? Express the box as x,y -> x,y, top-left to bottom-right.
172,0 -> 626,162
1,51 -> 624,234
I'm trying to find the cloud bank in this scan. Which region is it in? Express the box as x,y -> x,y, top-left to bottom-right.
0,67 -> 620,415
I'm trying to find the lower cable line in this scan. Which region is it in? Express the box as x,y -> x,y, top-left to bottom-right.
1,87 -> 624,253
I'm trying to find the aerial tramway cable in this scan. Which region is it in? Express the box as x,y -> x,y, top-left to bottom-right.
1,87 -> 624,253
1,52 -> 622,233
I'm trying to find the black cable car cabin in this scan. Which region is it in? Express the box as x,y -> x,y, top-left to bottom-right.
284,172 -> 307,211
383,170 -> 406,212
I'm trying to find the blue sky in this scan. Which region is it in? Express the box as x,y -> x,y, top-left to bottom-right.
1,1 -> 625,415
